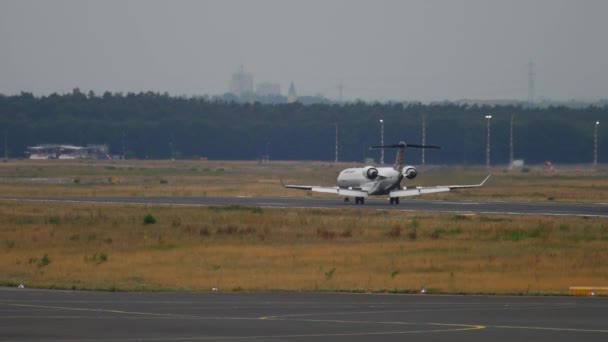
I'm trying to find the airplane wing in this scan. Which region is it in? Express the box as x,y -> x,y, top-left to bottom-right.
281,180 -> 369,198
389,174 -> 491,198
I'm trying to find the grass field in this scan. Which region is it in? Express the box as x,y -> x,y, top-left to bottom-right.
0,159 -> 607,294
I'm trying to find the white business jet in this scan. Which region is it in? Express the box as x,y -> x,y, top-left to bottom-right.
282,141 -> 490,204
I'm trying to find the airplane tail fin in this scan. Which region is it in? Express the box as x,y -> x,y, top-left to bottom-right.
370,141 -> 440,172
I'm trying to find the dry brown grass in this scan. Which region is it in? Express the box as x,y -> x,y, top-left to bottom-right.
1,199 -> 607,294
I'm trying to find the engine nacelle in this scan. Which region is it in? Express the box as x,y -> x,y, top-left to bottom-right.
362,166 -> 379,180
402,166 -> 417,180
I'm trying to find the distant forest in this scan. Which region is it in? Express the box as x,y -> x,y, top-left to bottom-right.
0,89 -> 606,165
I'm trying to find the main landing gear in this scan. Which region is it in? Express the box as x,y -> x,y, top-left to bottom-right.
345,197 -> 365,204
389,197 -> 400,205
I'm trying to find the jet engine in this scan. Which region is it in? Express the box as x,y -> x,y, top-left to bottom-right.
402,166 -> 417,180
362,166 -> 379,180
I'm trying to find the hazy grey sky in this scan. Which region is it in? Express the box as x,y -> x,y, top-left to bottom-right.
1,0 -> 607,102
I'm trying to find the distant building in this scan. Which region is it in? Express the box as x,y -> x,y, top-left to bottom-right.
229,65 -> 254,97
256,82 -> 281,97
287,82 -> 298,103
26,144 -> 110,160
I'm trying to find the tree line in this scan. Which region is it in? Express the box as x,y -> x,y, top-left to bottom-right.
0,89 -> 606,165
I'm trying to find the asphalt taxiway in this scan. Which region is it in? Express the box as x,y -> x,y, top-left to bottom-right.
1,288 -> 607,342
1,196 -> 607,217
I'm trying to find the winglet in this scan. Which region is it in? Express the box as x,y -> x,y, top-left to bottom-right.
447,174 -> 491,190
479,174 -> 491,186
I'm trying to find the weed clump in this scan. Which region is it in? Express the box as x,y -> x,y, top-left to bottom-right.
216,226 -> 257,236
450,214 -> 471,221
506,229 -> 527,241
340,229 -> 352,238
47,216 -> 61,225
143,214 -> 157,225
208,205 -> 263,214
386,226 -> 401,238
317,228 -> 336,240
216,226 -> 238,235
239,226 -> 256,235
84,253 -> 108,265
39,254 -> 51,267
29,254 -> 51,268
324,267 -> 336,280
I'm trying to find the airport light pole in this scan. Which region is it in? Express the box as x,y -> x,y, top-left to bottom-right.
379,119 -> 384,165
485,115 -> 492,168
594,121 -> 599,166
421,113 -> 426,165
334,122 -> 338,163
3,129 -> 7,161
509,114 -> 514,167
169,131 -> 176,161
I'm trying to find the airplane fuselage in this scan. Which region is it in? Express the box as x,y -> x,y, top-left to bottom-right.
337,167 -> 402,196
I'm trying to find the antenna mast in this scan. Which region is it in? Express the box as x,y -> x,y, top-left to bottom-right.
528,60 -> 535,104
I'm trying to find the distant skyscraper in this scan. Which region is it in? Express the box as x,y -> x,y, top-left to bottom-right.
256,82 -> 281,96
287,82 -> 298,103
229,65 -> 254,97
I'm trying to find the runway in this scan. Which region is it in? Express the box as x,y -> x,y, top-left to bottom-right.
1,195 -> 607,217
1,288 -> 607,342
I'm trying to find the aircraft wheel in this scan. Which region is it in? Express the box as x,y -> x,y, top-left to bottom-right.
395,197 -> 400,205
344,197 -> 350,202
389,198 -> 395,205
